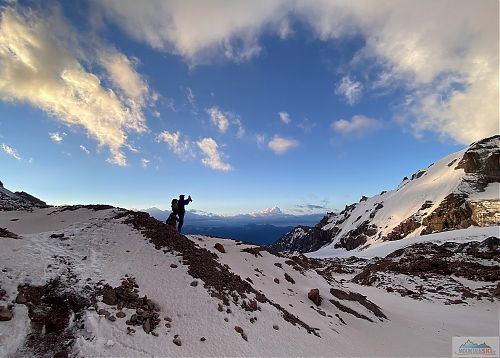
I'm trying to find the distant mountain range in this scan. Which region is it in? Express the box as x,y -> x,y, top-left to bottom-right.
144,207 -> 323,245
271,135 -> 500,253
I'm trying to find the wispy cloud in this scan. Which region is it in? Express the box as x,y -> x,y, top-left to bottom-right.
278,111 -> 291,124
206,106 -> 245,138
0,6 -> 154,166
196,137 -> 232,172
79,145 -> 90,155
335,76 -> 363,105
297,118 -> 316,134
156,130 -> 195,159
141,158 -> 150,168
268,135 -> 299,155
49,132 -> 65,143
1,143 -> 21,160
186,87 -> 198,114
206,106 -> 229,134
331,115 -> 383,136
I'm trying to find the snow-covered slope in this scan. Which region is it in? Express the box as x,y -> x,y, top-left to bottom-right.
1,207 -> 497,357
272,135 -> 500,253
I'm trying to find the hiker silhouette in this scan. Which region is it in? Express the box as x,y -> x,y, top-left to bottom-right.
175,194 -> 192,233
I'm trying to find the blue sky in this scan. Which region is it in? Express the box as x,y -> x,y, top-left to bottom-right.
0,0 -> 498,216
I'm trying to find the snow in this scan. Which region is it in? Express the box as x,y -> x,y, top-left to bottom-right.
307,225 -> 500,259
469,182 -> 500,201
1,208 -> 498,357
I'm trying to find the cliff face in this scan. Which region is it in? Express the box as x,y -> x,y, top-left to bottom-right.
271,135 -> 499,253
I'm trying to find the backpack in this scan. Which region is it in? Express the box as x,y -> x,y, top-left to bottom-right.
171,199 -> 179,213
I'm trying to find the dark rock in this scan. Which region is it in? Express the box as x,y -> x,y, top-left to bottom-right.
170,264 -> 178,269
284,273 -> 295,284
274,263 -> 282,269
116,311 -> 126,318
0,306 -> 12,321
214,243 -> 225,253
101,285 -> 117,305
273,324 -> 279,330
143,319 -> 151,333
15,292 -> 27,304
53,350 -> 69,358
273,278 -> 279,284
200,337 -> 206,342
108,315 -> 116,322
173,337 -> 182,346
190,281 -> 198,287
308,289 -> 321,306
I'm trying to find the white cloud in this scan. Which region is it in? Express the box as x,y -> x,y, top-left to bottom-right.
268,135 -> 299,155
331,115 -> 382,136
0,6 -> 153,166
94,0 -> 498,145
156,130 -> 195,159
278,111 -> 291,124
1,143 -> 21,160
206,106 -> 229,133
196,137 -> 232,171
141,158 -> 150,168
49,132 -> 65,143
95,0 -> 287,65
250,206 -> 283,217
335,76 -> 363,105
79,145 -> 90,154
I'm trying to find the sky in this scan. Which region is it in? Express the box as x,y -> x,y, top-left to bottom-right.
0,0 -> 498,217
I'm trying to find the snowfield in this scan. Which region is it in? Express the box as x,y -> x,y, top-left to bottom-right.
0,207 -> 498,357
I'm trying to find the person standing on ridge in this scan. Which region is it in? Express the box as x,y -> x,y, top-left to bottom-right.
177,194 -> 192,233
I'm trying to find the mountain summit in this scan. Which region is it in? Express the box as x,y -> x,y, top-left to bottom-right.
271,135 -> 499,253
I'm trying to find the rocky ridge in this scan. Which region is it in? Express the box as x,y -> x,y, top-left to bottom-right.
271,135 -> 500,253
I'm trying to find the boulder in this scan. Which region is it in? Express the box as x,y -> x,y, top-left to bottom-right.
308,288 -> 322,306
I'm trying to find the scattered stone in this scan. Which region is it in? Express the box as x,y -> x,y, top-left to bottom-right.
218,304 -> 224,312
82,256 -> 87,261
250,318 -> 254,324
274,263 -> 283,269
200,337 -> 206,342
0,306 -> 12,321
165,316 -> 172,322
224,317 -> 229,322
173,337 -> 182,346
308,289 -> 322,306
273,325 -> 279,330
170,264 -> 178,269
165,323 -> 171,328
226,308 -> 232,314
273,278 -> 280,284
190,281 -> 198,287
284,273 -> 295,284
126,327 -> 136,335
152,331 -> 159,337
98,309 -> 110,317
15,292 -> 27,304
108,315 -> 116,322
101,285 -> 117,305
0,288 -> 6,299
234,326 -> 243,334
116,311 -> 126,318
143,319 -> 152,333
214,243 -> 225,253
